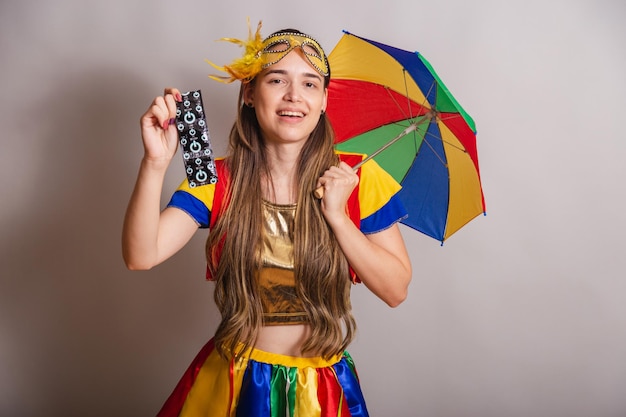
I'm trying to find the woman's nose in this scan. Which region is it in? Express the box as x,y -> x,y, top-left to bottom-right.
284,84 -> 301,102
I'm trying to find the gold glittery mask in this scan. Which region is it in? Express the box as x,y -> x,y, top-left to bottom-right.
260,32 -> 329,78
207,20 -> 329,84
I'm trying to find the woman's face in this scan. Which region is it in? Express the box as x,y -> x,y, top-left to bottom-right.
245,47 -> 328,149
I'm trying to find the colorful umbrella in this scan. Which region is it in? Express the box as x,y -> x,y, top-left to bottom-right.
326,31 -> 486,243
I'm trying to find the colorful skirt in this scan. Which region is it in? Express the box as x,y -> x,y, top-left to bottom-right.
156,338 -> 369,417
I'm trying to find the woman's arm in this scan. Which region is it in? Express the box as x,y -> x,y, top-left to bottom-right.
316,162 -> 412,307
122,88 -> 198,270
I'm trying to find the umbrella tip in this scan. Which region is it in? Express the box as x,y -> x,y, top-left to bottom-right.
342,29 -> 351,35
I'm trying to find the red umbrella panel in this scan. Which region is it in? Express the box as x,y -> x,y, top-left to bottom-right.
326,32 -> 486,243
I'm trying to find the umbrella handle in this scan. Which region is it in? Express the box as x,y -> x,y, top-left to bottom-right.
313,186 -> 324,199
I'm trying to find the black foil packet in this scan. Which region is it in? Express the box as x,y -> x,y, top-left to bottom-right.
175,90 -> 217,187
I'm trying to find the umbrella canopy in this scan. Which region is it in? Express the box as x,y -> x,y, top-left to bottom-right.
326,31 -> 486,243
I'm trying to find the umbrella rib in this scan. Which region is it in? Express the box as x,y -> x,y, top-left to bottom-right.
382,69 -> 434,123
423,77 -> 467,158
425,114 -> 468,154
421,135 -> 448,168
402,69 -> 415,120
424,78 -> 437,109
384,85 -> 413,122
353,124 -> 419,170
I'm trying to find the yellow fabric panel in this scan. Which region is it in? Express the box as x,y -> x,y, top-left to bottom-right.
358,157 -> 402,219
439,122 -> 484,240
229,358 -> 247,416
294,366 -> 322,417
179,349 -> 236,417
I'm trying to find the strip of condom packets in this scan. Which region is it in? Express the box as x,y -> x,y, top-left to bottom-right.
175,90 -> 218,187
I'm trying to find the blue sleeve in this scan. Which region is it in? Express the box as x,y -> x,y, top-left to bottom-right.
360,192 -> 408,234
167,190 -> 211,228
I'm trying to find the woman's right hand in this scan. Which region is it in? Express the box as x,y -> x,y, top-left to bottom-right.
139,87 -> 182,167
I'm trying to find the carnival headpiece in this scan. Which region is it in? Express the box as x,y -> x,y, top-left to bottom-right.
207,20 -> 329,84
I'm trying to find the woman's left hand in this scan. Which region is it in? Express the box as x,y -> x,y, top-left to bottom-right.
316,161 -> 358,222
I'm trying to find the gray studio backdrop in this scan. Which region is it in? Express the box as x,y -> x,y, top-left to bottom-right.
1,1 -> 625,416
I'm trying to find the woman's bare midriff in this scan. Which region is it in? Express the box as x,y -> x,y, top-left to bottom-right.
255,324 -> 318,357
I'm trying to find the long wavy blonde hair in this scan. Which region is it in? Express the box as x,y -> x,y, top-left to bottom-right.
206,36 -> 356,359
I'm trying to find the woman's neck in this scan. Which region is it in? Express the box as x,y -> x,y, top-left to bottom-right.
263,145 -> 300,205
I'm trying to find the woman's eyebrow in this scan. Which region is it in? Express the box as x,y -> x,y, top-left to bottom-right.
264,68 -> 322,82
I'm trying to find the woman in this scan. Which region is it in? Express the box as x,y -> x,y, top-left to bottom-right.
123,22 -> 412,417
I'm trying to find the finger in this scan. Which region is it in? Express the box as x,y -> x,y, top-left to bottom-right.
164,87 -> 183,102
337,161 -> 353,172
143,97 -> 171,131
323,168 -> 358,191
322,166 -> 345,179
154,100 -> 171,130
332,163 -> 358,182
163,94 -> 178,128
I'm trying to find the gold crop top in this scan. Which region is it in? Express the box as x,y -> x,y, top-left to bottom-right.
258,200 -> 308,325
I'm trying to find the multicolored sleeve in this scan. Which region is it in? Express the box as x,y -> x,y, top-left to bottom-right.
166,179 -> 217,229
358,158 -> 408,234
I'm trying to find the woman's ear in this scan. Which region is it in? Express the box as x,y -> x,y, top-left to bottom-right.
321,88 -> 328,113
243,83 -> 254,107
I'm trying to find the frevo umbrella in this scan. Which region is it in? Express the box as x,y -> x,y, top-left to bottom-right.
326,31 -> 486,243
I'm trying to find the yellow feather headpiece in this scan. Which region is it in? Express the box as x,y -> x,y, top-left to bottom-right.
207,19 -> 329,84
